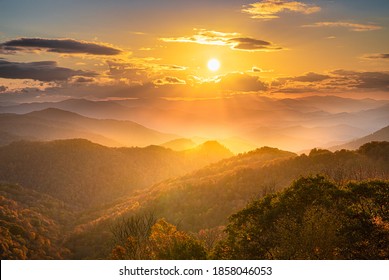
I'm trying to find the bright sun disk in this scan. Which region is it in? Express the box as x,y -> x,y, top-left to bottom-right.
207,58 -> 220,72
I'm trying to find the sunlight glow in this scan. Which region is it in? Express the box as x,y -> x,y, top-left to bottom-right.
207,58 -> 221,72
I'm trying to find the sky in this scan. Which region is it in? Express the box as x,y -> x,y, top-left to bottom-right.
0,0 -> 388,102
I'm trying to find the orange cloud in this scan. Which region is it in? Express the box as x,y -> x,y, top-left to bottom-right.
154,76 -> 186,86
218,72 -> 268,92
161,29 -> 282,52
303,21 -> 382,32
273,70 -> 389,94
242,0 -> 320,20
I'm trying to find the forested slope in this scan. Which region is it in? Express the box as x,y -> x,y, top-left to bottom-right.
0,139 -> 233,207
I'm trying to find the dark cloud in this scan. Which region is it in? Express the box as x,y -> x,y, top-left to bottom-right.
0,38 -> 122,55
71,76 -> 95,83
332,70 -> 389,90
293,72 -> 331,82
219,73 -> 268,92
154,76 -> 186,86
229,37 -> 280,51
276,87 -> 319,94
0,59 -> 96,81
364,53 -> 389,60
0,85 -> 8,92
355,72 -> 389,90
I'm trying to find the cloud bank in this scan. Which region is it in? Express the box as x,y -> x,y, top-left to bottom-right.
0,59 -> 95,81
0,38 -> 122,55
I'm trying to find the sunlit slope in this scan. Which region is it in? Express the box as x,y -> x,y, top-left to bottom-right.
0,139 -> 233,207
89,143 -> 389,234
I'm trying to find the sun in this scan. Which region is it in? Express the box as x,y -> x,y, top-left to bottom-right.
207,58 -> 220,72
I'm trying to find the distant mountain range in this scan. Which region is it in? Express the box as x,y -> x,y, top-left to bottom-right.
0,108 -> 177,147
1,96 -> 388,152
330,125 -> 389,151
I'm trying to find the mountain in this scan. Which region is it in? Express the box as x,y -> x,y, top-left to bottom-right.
330,125 -> 389,151
63,142 -> 389,259
218,137 -> 258,154
0,108 -> 178,147
246,124 -> 368,152
83,142 -> 389,233
161,138 -> 197,151
0,139 -> 233,207
161,137 -> 258,154
1,96 -> 387,151
279,95 -> 386,114
0,98 -> 132,119
1,141 -> 388,259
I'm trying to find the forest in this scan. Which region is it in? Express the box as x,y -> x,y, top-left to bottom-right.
0,140 -> 388,260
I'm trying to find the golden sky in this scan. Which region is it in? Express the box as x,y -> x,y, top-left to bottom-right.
0,0 -> 388,101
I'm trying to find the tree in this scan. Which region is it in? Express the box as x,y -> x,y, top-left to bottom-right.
110,214 -> 206,260
110,212 -> 156,260
149,219 -> 206,260
213,176 -> 389,260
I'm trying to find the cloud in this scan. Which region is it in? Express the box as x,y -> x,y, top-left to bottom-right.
70,76 -> 96,83
242,0 -> 320,20
154,76 -> 186,86
293,72 -> 331,82
0,59 -> 96,81
219,73 -> 268,92
303,21 -> 382,32
228,37 -> 281,51
161,29 -> 282,52
363,53 -> 389,60
0,38 -> 122,55
275,70 -> 389,93
332,70 -> 389,90
252,67 -> 263,73
276,87 -> 318,94
158,64 -> 187,71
